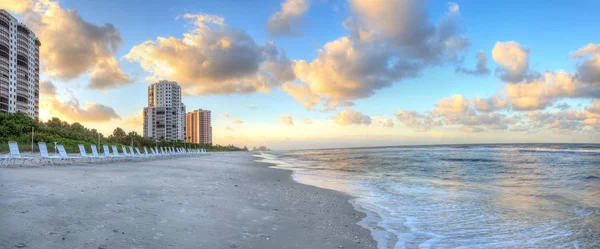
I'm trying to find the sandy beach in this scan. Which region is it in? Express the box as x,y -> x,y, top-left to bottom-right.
0,152 -> 376,249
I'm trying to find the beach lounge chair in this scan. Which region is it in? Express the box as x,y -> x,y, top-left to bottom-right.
154,147 -> 165,158
104,145 -> 117,161
121,146 -> 133,159
129,147 -> 143,160
0,153 -> 8,167
78,144 -> 93,163
90,145 -> 107,162
135,147 -> 146,159
38,142 -> 61,165
57,145 -> 78,164
7,141 -> 36,166
111,145 -> 125,160
143,147 -> 151,158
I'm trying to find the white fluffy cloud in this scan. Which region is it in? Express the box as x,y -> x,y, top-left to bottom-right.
284,0 -> 469,110
396,109 -> 441,132
396,89 -> 600,134
266,0 -> 310,37
278,114 -> 294,126
334,109 -> 372,126
492,41 -> 532,83
40,81 -> 121,123
125,13 -> 294,95
570,43 -> 600,86
0,0 -> 34,13
17,0 -> 132,90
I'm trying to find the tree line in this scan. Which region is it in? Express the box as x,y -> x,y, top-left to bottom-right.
0,112 -> 247,153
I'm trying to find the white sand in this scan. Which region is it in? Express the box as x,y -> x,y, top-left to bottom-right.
0,152 -> 376,249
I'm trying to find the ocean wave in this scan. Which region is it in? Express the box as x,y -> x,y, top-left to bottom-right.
440,158 -> 497,162
519,147 -> 600,154
255,145 -> 600,248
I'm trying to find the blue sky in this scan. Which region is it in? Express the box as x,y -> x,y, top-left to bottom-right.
4,0 -> 600,149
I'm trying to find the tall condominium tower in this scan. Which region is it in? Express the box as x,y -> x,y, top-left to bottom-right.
186,109 -> 212,145
0,10 -> 41,119
143,80 -> 186,141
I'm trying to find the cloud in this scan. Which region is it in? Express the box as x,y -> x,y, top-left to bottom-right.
396,93 -> 518,133
124,112 -> 143,128
570,43 -> 600,85
379,118 -> 394,128
585,100 -> 600,118
40,81 -> 121,123
284,0 -> 469,110
555,102 -> 571,111
462,126 -> 484,133
88,57 -> 134,91
504,71 -> 596,110
433,94 -> 471,119
334,109 -> 372,126
232,120 -> 244,124
473,93 -> 508,112
221,112 -> 230,119
492,41 -> 533,82
225,126 -> 234,131
303,118 -> 312,124
266,0 -> 310,37
395,109 -> 441,132
278,114 -> 294,126
22,0 -> 131,90
0,0 -> 34,13
125,13 -> 294,95
456,50 -> 489,76
40,79 -> 57,97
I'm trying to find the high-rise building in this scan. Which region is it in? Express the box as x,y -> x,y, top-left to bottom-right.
0,10 -> 41,119
186,109 -> 212,145
143,80 -> 186,141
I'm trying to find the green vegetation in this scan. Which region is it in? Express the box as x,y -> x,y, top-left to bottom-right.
0,112 -> 247,154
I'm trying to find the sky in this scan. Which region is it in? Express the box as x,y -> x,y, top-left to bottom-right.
2,0 -> 600,150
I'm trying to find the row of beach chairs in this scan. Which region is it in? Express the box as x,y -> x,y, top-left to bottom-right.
0,141 -> 208,167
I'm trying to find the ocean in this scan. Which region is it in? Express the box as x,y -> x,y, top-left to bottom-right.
255,144 -> 600,249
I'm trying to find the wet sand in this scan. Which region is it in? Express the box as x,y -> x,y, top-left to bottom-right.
0,152 -> 376,249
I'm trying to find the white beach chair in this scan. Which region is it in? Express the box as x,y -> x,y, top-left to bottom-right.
0,153 -> 8,167
121,146 -> 133,159
57,145 -> 77,164
78,144 -> 93,163
111,145 -> 125,160
135,147 -> 146,159
143,147 -> 151,158
103,145 -> 116,161
90,145 -> 107,162
38,142 -> 61,165
7,141 -> 36,166
154,147 -> 164,158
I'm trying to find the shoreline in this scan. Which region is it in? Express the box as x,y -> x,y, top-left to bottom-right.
0,152 -> 376,249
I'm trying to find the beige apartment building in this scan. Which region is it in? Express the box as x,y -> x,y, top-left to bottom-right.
186,109 -> 212,145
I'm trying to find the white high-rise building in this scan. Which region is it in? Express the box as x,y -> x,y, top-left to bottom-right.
143,81 -> 186,141
0,10 -> 41,119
